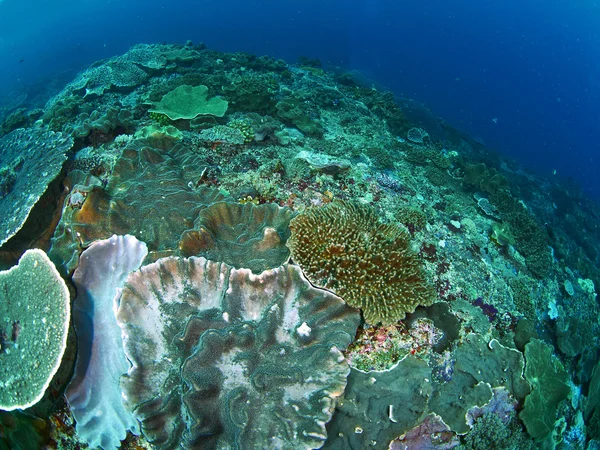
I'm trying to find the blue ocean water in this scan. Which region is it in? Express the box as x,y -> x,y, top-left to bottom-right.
1,0 -> 599,200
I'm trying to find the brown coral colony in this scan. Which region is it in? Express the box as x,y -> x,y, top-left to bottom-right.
287,201 -> 435,325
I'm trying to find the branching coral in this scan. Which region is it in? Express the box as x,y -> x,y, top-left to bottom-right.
287,201 -> 435,324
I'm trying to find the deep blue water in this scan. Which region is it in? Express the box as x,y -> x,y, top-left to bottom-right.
1,0 -> 599,201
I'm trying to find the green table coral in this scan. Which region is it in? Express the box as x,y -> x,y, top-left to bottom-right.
0,250 -> 70,411
0,126 -> 73,246
519,339 -> 570,442
149,84 -> 228,120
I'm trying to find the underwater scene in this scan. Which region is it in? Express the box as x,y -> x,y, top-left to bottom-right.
1,2 -> 600,450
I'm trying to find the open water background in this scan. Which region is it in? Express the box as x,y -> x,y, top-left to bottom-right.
1,0 -> 599,201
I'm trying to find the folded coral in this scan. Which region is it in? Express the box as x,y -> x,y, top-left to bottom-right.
116,256 -> 360,449
179,201 -> 295,273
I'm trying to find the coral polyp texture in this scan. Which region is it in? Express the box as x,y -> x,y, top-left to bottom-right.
49,140 -> 224,274
179,201 -> 295,273
0,249 -> 70,411
287,201 -> 435,324
116,257 -> 360,449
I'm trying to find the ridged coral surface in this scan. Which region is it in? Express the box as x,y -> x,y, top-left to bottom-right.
116,257 -> 360,450
287,201 -> 435,324
179,201 -> 294,273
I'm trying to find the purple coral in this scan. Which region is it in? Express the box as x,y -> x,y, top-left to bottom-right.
390,413 -> 459,449
376,172 -> 403,192
473,297 -> 498,321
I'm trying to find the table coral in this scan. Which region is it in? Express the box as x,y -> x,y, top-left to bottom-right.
149,84 -> 228,120
0,126 -> 73,246
287,201 -> 435,324
0,249 -> 70,411
116,257 -> 360,449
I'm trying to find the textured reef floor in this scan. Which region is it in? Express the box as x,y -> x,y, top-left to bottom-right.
0,42 -> 599,449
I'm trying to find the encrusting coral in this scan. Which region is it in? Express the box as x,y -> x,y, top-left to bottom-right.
287,201 -> 435,324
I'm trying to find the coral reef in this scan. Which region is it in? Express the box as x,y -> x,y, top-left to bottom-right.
287,201 -> 435,324
0,126 -> 73,246
0,250 -> 70,411
116,257 -> 360,449
2,41 -> 599,448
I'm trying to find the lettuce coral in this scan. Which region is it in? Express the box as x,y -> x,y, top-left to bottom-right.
287,201 -> 435,325
519,339 -> 570,442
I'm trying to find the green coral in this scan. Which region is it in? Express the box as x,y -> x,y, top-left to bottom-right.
276,98 -> 324,137
395,205 -> 428,232
519,339 -> 570,442
586,360 -> 600,440
463,162 -> 509,194
489,190 -> 553,278
149,84 -> 228,120
462,412 -> 535,450
324,355 -> 432,449
134,124 -> 182,141
0,250 -> 70,411
287,201 -> 435,325
149,111 -> 172,126
366,146 -> 395,170
228,119 -> 255,143
221,74 -> 278,115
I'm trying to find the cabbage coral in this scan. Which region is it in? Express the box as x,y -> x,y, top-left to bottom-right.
287,201 -> 435,325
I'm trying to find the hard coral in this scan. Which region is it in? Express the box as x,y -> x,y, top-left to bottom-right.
116,257 -> 360,449
287,201 -> 435,325
179,201 -> 294,273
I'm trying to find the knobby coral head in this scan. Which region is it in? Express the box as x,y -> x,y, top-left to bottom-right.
287,201 -> 435,325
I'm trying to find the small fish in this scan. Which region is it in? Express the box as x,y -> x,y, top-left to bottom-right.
492,117 -> 498,124
19,59 -> 24,64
